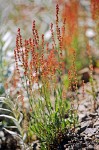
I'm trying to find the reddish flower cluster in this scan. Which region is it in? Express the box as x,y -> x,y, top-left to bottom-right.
56,4 -> 63,56
62,1 -> 79,53
91,0 -> 99,20
50,23 -> 56,48
14,25 -> 62,91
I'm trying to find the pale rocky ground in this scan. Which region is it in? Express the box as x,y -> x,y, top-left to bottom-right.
76,74 -> 99,150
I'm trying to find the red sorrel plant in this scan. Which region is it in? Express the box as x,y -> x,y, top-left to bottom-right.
1,4 -> 79,149
86,44 -> 97,111
61,0 -> 80,70
62,0 -> 79,51
91,0 -> 99,21
91,0 -> 99,47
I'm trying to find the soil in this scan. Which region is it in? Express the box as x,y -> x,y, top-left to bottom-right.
0,131 -> 21,150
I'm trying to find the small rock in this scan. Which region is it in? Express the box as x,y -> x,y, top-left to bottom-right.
84,101 -> 91,108
64,144 -> 69,148
78,68 -> 90,83
79,113 -> 87,122
96,108 -> 99,114
86,137 -> 92,141
2,137 -> 6,141
84,128 -> 97,136
82,143 -> 86,148
87,144 -> 94,150
0,139 -> 1,144
85,117 -> 93,122
84,135 -> 89,140
94,120 -> 99,127
74,143 -> 81,149
78,121 -> 91,134
80,133 -> 85,137
78,105 -> 86,112
32,140 -> 40,150
89,113 -> 97,118
0,131 -> 4,138
95,135 -> 99,139
81,121 -> 91,129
